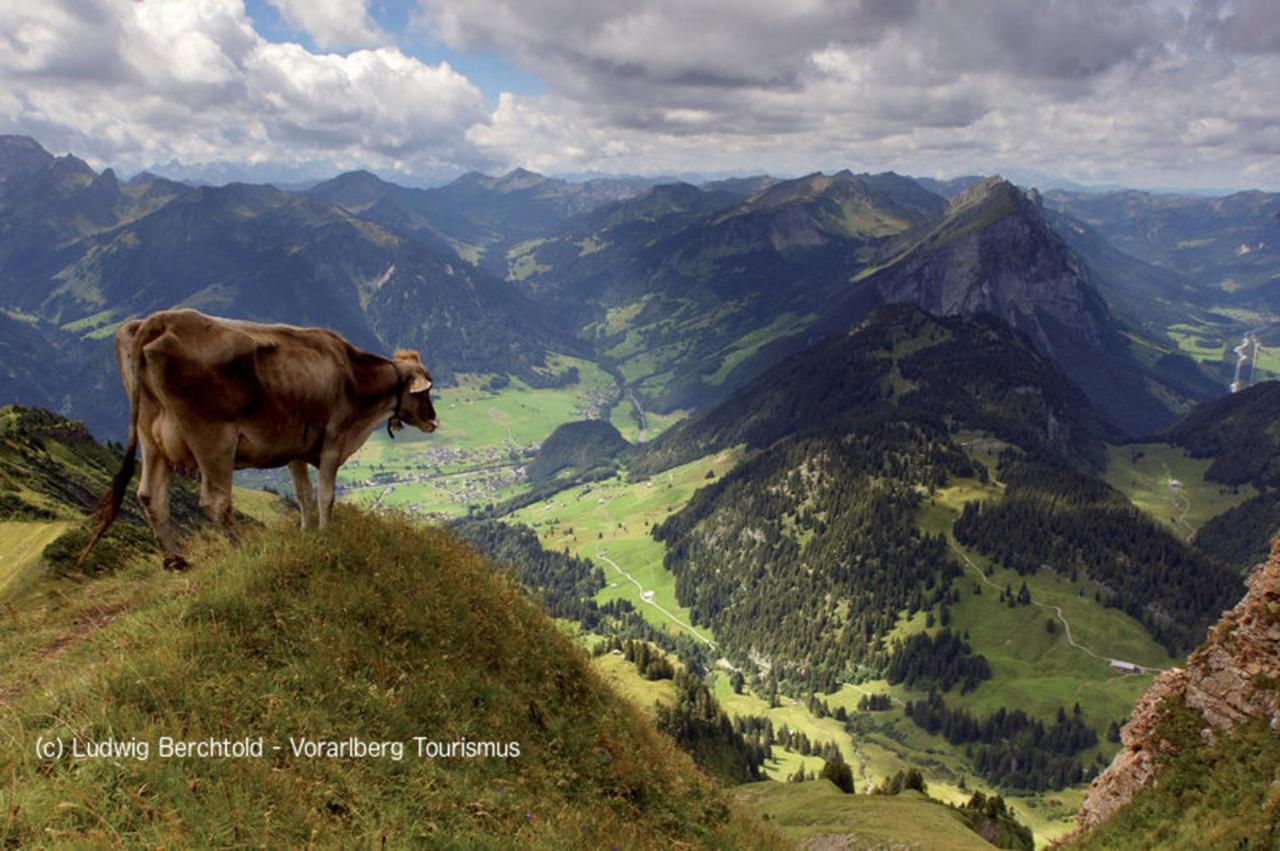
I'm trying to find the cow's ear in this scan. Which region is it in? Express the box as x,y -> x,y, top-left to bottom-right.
408,373 -> 431,394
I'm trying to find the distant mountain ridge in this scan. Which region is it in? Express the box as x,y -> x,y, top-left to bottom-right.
0,136 -> 583,437
0,134 -> 1243,443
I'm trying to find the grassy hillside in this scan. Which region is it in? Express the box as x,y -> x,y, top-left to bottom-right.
0,405 -> 199,599
0,509 -> 781,849
735,782 -> 996,851
1102,442 -> 1258,539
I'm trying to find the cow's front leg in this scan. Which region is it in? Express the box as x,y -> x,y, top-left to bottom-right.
191,429 -> 238,541
288,460 -> 317,531
317,448 -> 340,528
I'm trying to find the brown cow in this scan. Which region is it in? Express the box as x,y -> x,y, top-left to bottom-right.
81,309 -> 439,569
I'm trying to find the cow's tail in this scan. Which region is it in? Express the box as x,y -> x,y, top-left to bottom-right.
78,340 -> 143,567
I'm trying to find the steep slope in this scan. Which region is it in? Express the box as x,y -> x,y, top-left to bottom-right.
1041,206 -> 1209,333
867,178 -> 1215,435
636,304 -> 1107,477
0,313 -> 63,411
1066,540 -> 1280,849
0,509 -> 780,849
0,137 -> 186,302
1165,380 -> 1280,488
643,306 -> 1126,688
40,182 -> 557,361
507,182 -> 742,309
0,405 -> 151,522
0,405 -> 222,599
0,134 -> 56,184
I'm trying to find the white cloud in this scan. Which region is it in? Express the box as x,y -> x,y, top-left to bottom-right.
429,0 -> 1280,189
0,0 -> 1277,189
0,0 -> 489,179
265,0 -> 386,50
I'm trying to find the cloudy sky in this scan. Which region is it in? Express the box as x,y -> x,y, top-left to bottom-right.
2,0 -> 1278,190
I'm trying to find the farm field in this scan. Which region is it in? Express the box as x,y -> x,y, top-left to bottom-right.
1102,442 -> 1258,538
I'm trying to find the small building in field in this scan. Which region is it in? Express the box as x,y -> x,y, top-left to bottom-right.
1110,660 -> 1142,674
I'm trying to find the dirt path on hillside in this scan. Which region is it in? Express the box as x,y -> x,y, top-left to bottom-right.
594,549 -> 715,648
951,540 -> 1167,675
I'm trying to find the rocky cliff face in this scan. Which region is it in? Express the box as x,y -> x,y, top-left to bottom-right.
1072,538 -> 1280,837
873,177 -> 1112,358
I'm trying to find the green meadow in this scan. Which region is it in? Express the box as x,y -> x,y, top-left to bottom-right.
502,448 -> 742,645
1102,442 -> 1258,537
734,782 -> 995,851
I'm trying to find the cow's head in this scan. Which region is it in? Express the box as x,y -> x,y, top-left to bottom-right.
392,349 -> 439,434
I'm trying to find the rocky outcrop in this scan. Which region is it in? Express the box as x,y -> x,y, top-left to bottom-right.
1071,538 -> 1280,837
873,177 -> 1112,358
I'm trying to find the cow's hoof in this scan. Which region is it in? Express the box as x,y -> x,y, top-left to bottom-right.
163,554 -> 190,572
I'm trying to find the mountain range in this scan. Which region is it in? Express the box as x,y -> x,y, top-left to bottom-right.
3,134 -> 1275,442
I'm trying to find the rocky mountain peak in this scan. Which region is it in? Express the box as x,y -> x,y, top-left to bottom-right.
874,172 -> 1108,352
0,135 -> 54,183
1071,539 -> 1280,837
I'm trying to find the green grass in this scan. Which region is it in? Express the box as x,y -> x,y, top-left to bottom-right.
60,307 -> 120,335
590,652 -> 679,713
1165,313 -> 1280,385
0,510 -> 782,850
331,359 -> 619,518
608,398 -> 688,444
506,238 -> 552,281
916,481 -> 1176,728
502,449 -> 741,645
710,673 -> 1084,847
711,674 -> 859,771
734,782 -> 994,850
1102,443 -> 1258,537
0,521 -> 71,601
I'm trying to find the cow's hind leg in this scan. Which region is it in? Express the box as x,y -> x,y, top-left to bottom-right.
288,460 -> 317,531
137,443 -> 185,570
